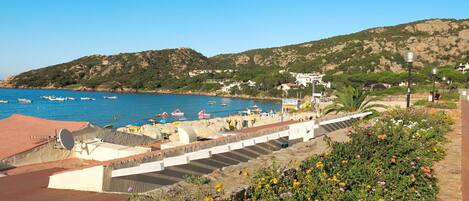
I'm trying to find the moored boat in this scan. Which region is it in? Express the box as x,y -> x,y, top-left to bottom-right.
80,97 -> 96,101
156,112 -> 169,118
208,101 -> 216,105
171,109 -> 184,117
17,98 -> 32,104
220,103 -> 228,107
104,96 -> 118,100
198,110 -> 211,119
0,100 -> 8,104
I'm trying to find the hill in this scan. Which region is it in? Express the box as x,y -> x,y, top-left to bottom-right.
3,19 -> 469,96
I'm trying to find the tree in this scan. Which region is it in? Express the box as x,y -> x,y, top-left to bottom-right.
324,86 -> 386,114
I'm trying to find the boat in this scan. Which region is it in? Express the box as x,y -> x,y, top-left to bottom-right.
17,98 -> 32,104
250,104 -> 262,113
171,109 -> 184,117
80,97 -> 96,101
198,110 -> 211,119
208,101 -> 216,105
49,97 -> 65,101
65,97 -> 75,101
156,112 -> 169,118
159,119 -> 167,124
0,100 -> 8,104
220,103 -> 228,107
104,96 -> 118,100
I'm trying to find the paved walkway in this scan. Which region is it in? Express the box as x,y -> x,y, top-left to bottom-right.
0,168 -> 127,201
462,100 -> 469,201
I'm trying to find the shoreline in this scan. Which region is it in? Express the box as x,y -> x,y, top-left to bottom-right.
0,86 -> 282,101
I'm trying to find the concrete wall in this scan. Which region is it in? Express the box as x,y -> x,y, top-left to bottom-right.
48,165 -> 105,192
0,140 -> 71,170
74,141 -> 151,161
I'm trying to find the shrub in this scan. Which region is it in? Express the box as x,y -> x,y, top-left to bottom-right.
183,175 -> 211,185
243,109 -> 452,200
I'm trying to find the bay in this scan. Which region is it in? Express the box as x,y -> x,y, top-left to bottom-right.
0,88 -> 281,127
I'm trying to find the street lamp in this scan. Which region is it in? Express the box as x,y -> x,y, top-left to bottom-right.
404,51 -> 414,108
431,68 -> 438,102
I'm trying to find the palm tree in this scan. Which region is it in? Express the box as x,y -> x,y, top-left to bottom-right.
324,86 -> 386,114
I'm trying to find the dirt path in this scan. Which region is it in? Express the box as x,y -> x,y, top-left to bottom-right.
434,105 -> 462,201
144,128 -> 349,200
461,100 -> 469,201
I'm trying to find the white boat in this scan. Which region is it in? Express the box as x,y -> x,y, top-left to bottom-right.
17,98 -> 32,104
0,100 -> 8,104
220,103 -> 228,107
65,97 -> 75,101
208,101 -> 216,105
198,110 -> 211,119
171,109 -> 184,117
49,97 -> 65,101
104,96 -> 118,100
80,97 -> 95,101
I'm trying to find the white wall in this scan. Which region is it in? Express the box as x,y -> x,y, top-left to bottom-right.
74,141 -> 150,161
48,165 -> 105,192
289,120 -> 315,142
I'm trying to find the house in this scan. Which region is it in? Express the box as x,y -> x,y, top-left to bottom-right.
290,72 -> 331,88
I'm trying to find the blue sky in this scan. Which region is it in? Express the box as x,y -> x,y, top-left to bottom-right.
0,0 -> 468,79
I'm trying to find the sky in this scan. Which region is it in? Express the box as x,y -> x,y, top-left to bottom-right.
1,0 -> 468,79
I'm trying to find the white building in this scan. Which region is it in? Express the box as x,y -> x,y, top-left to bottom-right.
291,72 -> 331,88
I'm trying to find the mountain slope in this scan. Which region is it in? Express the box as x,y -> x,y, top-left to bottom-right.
211,19 -> 469,73
3,18 -> 469,91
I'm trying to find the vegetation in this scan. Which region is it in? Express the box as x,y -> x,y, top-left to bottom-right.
241,109 -> 452,200
324,86 -> 386,114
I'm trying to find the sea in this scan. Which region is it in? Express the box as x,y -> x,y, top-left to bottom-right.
0,88 -> 281,127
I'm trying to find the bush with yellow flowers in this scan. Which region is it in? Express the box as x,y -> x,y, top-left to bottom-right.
242,109 -> 452,201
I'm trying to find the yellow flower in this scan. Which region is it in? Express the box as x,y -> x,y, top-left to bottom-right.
215,183 -> 224,193
306,168 -> 312,174
243,171 -> 249,177
265,184 -> 270,189
366,185 -> 372,189
341,160 -> 348,164
325,150 -> 331,156
261,177 -> 266,182
339,182 -> 346,187
204,196 -> 214,201
270,178 -> 279,185
293,179 -> 301,188
316,161 -> 324,168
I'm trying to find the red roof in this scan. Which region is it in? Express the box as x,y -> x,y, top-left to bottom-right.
0,114 -> 89,159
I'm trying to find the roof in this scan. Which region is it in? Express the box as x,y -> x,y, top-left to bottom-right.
0,114 -> 89,159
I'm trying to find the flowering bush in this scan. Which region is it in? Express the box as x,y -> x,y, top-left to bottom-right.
243,109 -> 452,201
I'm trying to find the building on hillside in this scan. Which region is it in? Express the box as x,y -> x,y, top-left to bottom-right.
457,63 -> 469,73
290,72 -> 331,88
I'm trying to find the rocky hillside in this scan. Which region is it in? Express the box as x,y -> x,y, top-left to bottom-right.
4,48 -> 211,89
211,19 -> 469,73
3,18 -> 469,91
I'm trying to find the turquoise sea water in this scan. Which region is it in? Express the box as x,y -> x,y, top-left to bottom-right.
0,89 -> 280,127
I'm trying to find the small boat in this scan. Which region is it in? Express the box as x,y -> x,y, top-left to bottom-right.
178,117 -> 188,121
104,96 -> 118,100
220,103 -> 228,107
80,97 -> 95,101
198,110 -> 211,119
49,97 -> 65,101
65,97 -> 75,101
17,98 -> 32,104
0,100 -> 8,104
208,101 -> 216,105
156,112 -> 169,118
159,119 -> 167,124
171,109 -> 184,117
250,105 -> 262,113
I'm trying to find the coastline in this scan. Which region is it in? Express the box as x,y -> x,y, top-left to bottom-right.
0,86 -> 282,101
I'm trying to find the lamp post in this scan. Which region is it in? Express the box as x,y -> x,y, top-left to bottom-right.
404,51 -> 414,108
431,68 -> 438,102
